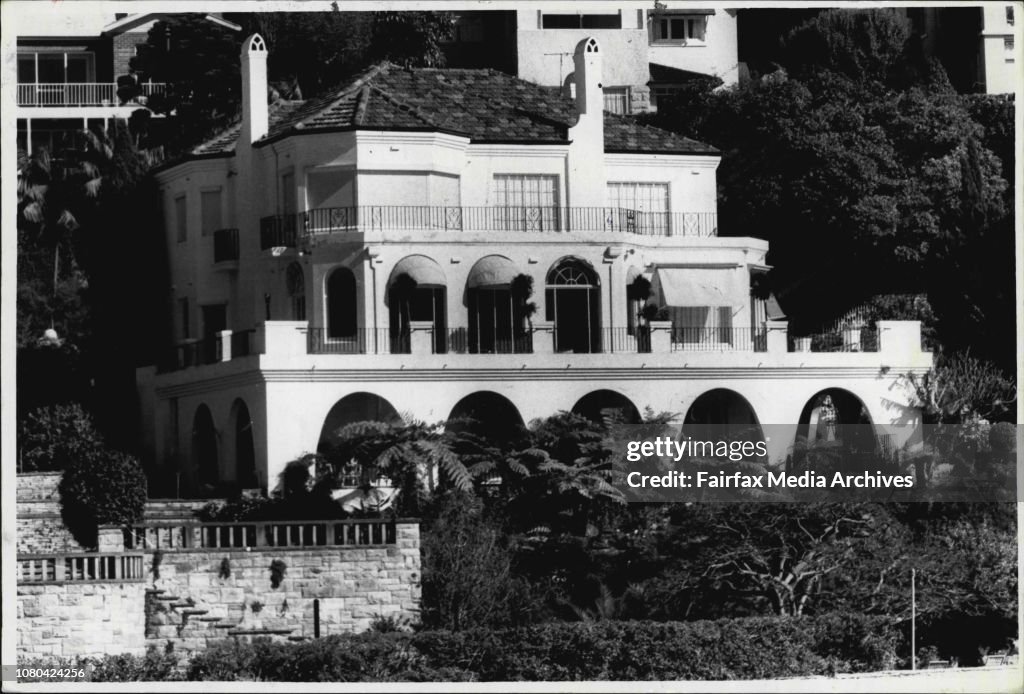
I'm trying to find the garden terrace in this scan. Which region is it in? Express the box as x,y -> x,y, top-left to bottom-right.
121,519 -> 400,551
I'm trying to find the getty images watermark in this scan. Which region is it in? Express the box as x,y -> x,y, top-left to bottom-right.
611,424 -> 1020,503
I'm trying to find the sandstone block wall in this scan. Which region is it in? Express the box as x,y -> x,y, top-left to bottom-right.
143,523 -> 422,660
17,581 -> 147,659
17,473 -> 85,554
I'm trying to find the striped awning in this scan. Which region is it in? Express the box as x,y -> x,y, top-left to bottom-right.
467,255 -> 519,288
388,255 -> 446,287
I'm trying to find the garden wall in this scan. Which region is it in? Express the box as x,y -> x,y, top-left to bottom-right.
17,580 -> 147,659
143,522 -> 421,660
17,472 -> 84,554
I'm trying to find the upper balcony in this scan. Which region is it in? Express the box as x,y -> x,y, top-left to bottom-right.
259,206 -> 717,249
17,82 -> 166,108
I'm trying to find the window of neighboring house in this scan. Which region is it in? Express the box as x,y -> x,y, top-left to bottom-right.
542,13 -> 622,29
652,15 -> 707,43
17,51 -> 95,83
1007,6 -> 1015,25
281,171 -> 296,215
286,262 -> 306,321
175,195 -> 187,242
607,182 -> 670,234
201,189 -> 222,236
1005,37 -> 1015,52
492,174 -> 559,231
603,87 -> 630,115
651,86 -> 683,110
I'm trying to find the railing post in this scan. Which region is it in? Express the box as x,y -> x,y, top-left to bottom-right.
531,320 -> 555,354
218,330 -> 233,362
766,320 -> 789,354
408,320 -> 435,355
648,320 -> 673,353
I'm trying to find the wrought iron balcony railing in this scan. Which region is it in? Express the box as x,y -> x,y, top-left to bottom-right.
260,206 -> 717,247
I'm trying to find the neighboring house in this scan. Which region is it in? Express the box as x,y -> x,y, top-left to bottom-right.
444,3 -> 740,114
135,34 -> 931,497
15,12 -> 240,155
904,4 -> 1020,94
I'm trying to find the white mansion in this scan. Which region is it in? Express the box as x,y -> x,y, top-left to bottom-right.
136,34 -> 932,494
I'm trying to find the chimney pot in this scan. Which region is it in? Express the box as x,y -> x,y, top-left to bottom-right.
241,33 -> 269,145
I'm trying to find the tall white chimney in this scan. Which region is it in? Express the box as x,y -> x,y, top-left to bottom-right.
240,33 -> 269,145
572,36 -> 603,118
567,37 -> 606,209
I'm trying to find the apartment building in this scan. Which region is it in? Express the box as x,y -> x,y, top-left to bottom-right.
15,12 -> 239,155
135,34 -> 931,496
444,3 -> 740,114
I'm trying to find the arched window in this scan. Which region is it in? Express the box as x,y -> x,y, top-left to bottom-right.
387,257 -> 447,354
326,267 -> 357,338
286,263 -> 306,321
546,258 -> 601,353
465,256 -> 530,354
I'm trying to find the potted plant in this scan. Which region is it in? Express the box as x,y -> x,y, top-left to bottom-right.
638,303 -> 659,352
511,274 -> 537,352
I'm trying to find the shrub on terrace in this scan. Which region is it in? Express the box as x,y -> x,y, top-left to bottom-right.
58,448 -> 147,548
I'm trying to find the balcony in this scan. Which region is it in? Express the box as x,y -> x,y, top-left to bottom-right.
158,329 -> 256,373
17,82 -> 166,108
213,227 -> 240,264
260,206 -> 717,247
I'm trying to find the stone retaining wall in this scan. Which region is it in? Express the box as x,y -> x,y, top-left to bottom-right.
17,581 -> 147,659
143,523 -> 421,660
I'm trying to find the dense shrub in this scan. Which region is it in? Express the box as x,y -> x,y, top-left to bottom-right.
18,648 -> 181,682
184,614 -> 897,681
18,402 -> 104,472
58,448 -> 147,548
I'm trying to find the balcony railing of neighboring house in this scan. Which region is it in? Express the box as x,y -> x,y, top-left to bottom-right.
17,82 -> 166,107
122,519 -> 397,551
290,206 -> 717,238
213,227 -> 240,263
260,214 -> 298,250
669,327 -> 769,352
18,553 -> 146,583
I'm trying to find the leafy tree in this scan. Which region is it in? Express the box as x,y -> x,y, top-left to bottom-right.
906,352 -> 1016,424
420,491 -> 522,630
18,403 -> 105,472
642,9 -> 1012,367
59,449 -> 148,549
130,14 -> 245,155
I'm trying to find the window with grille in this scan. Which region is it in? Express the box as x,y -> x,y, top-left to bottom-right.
492,174 -> 559,231
1007,5 -> 1015,25
652,15 -> 706,43
607,182 -> 669,234
603,87 -> 630,115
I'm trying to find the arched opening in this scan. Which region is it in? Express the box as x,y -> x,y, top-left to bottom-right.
191,404 -> 219,493
546,257 -> 601,353
465,255 -> 531,354
387,256 -> 447,354
230,399 -> 258,490
794,388 -> 878,473
326,267 -> 357,339
682,389 -> 765,447
317,392 -> 402,453
447,391 -> 525,445
286,262 -> 306,321
572,390 -> 641,426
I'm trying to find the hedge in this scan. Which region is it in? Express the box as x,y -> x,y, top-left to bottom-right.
19,614 -> 898,682
184,614 -> 898,682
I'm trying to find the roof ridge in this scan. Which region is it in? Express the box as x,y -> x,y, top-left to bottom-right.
293,62 -> 391,131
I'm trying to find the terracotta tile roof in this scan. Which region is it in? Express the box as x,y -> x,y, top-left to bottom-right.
189,64 -> 717,157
